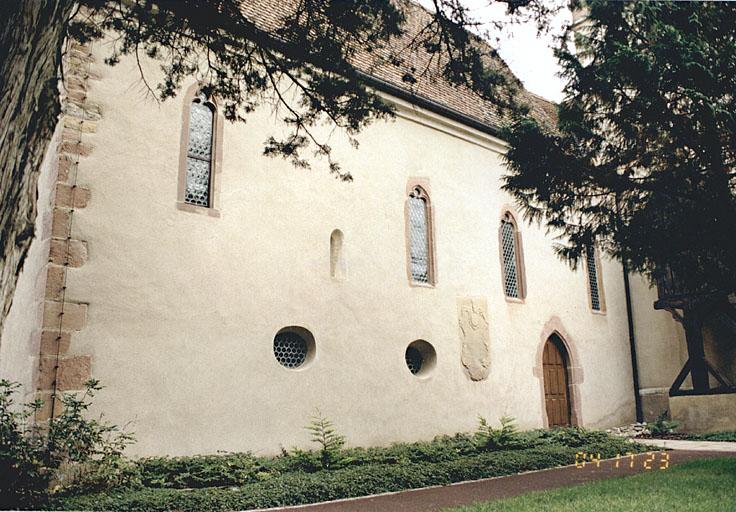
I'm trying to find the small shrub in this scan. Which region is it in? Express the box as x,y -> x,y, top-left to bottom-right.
0,380 -> 47,507
0,379 -> 135,508
304,410 -> 346,470
474,416 -> 524,451
649,410 -> 680,436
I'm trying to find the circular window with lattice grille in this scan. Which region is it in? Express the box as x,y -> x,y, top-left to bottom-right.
405,340 -> 436,377
273,327 -> 315,369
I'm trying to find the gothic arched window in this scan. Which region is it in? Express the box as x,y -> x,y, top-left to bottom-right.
406,185 -> 434,284
585,246 -> 605,312
499,212 -> 525,299
184,96 -> 215,207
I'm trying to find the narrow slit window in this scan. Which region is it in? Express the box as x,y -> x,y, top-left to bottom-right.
407,186 -> 431,283
587,248 -> 601,311
185,97 -> 214,207
330,229 -> 345,280
500,215 -> 520,298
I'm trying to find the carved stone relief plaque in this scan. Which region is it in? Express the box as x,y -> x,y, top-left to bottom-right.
458,297 -> 491,381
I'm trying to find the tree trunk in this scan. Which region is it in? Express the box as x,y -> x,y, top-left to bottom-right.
0,0 -> 73,336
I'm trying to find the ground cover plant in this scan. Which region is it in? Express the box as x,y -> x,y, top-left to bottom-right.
685,432 -> 736,442
648,411 -> 680,436
50,418 -> 654,511
632,428 -> 736,442
442,457 -> 736,512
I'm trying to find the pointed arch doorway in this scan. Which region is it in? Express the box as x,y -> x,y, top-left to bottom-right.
543,334 -> 573,427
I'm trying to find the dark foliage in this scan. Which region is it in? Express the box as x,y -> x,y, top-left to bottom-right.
0,380 -> 134,509
0,0 -> 75,335
67,0 -> 557,179
52,431 -> 645,511
686,431 -> 736,442
502,1 -> 736,296
649,411 -> 680,436
49,426 -> 644,511
135,453 -> 263,489
474,415 -> 527,450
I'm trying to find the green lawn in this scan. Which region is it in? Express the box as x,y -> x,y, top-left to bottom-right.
443,458 -> 736,512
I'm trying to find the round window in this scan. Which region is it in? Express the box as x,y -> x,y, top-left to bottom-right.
405,346 -> 423,374
405,340 -> 436,377
273,327 -> 315,369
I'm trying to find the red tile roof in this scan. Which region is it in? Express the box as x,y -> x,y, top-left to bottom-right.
239,0 -> 557,136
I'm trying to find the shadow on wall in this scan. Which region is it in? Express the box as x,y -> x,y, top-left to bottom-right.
703,313 -> 736,384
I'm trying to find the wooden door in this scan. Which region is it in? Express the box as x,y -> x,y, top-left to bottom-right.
543,337 -> 572,427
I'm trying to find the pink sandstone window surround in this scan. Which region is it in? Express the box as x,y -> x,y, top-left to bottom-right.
184,98 -> 214,207
177,84 -> 223,217
498,210 -> 526,301
405,180 -> 436,286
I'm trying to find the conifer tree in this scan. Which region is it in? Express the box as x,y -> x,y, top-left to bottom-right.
503,1 -> 736,297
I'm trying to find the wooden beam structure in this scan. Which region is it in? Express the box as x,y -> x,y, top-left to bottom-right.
654,269 -> 736,397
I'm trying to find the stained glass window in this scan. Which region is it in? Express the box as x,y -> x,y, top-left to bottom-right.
587,248 -> 601,310
185,98 -> 213,207
408,187 -> 431,283
500,217 -> 520,298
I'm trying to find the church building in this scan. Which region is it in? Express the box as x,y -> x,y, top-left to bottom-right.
1,1 -> 733,457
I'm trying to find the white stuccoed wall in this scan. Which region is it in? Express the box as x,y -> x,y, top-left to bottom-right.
58,42 -> 685,456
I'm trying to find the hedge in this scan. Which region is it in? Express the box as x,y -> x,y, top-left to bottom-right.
687,431 -> 736,442
52,436 -> 649,511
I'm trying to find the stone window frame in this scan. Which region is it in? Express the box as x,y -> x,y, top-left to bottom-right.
497,208 -> 527,303
404,178 -> 437,287
176,82 -> 224,217
584,244 -> 607,314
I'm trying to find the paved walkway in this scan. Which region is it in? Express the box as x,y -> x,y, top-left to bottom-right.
633,438 -> 736,452
249,449 -> 736,512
